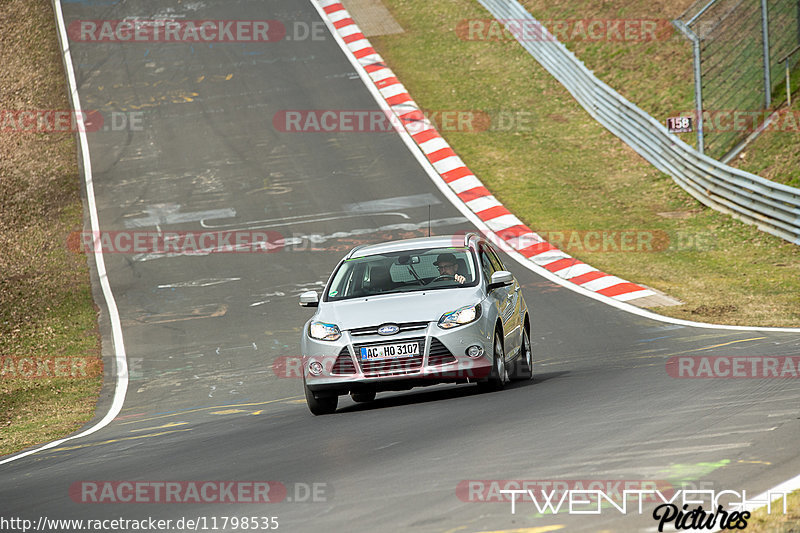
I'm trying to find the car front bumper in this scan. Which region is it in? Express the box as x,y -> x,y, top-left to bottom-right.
302,320 -> 495,394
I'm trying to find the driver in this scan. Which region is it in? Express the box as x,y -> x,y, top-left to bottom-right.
433,253 -> 466,284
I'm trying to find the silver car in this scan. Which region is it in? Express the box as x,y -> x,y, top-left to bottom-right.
299,233 -> 532,415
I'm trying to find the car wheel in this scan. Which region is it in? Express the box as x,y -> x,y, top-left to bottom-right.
304,379 -> 338,415
511,327 -> 533,381
350,391 -> 376,403
478,331 -> 506,392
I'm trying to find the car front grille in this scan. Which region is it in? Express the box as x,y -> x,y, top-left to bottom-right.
427,338 -> 457,366
353,337 -> 425,376
331,347 -> 356,375
348,321 -> 429,337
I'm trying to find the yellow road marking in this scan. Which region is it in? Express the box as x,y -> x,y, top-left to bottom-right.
210,409 -> 247,415
117,396 -> 302,425
694,337 -> 766,351
51,429 -> 192,452
638,336 -> 769,360
129,422 -> 188,432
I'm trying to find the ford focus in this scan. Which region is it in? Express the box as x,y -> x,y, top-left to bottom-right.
298,233 -> 532,415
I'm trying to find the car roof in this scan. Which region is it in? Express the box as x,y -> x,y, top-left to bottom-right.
347,234 -> 478,259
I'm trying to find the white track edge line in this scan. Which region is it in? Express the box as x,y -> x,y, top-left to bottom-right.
0,0 -> 130,466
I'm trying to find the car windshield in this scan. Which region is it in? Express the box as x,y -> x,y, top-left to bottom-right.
325,247 -> 478,301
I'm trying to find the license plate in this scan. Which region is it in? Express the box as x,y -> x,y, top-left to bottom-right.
360,342 -> 419,361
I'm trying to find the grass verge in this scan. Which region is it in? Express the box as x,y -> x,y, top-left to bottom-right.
370,0 -> 800,327
733,94 -> 800,189
514,0 -> 800,188
0,0 -> 102,456
747,489 -> 800,532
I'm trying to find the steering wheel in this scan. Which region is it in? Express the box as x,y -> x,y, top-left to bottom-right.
431,274 -> 455,282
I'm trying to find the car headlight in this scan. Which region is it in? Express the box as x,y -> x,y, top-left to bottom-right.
438,303 -> 481,329
309,321 -> 342,341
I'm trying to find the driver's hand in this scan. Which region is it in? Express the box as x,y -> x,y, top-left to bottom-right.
455,274 -> 465,284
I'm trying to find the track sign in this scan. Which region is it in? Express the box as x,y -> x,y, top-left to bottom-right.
666,116 -> 693,133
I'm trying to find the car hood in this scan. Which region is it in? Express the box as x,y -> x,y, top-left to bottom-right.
315,287 -> 484,330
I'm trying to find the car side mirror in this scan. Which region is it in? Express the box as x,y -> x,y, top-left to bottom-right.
487,271 -> 513,291
299,291 -> 319,307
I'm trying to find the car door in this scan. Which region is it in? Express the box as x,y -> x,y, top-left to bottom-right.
486,244 -> 522,357
479,243 -> 515,354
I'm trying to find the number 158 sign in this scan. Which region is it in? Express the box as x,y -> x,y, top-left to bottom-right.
667,116 -> 693,133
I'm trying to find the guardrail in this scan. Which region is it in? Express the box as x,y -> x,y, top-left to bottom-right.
477,0 -> 800,245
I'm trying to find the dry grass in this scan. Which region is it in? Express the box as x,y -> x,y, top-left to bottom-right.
733,97 -> 800,189
746,489 -> 800,532
520,0 -> 697,117
0,0 -> 102,456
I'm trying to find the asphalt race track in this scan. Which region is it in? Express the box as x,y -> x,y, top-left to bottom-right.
1,1 -> 799,532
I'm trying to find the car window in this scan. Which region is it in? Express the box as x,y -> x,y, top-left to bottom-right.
325,247 -> 478,301
478,244 -> 496,284
486,244 -> 506,271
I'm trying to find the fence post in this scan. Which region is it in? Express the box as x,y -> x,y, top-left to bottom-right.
761,0 -> 772,109
674,20 -> 705,154
779,45 -> 800,107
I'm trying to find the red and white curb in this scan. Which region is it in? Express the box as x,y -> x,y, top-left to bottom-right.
318,0 -> 656,304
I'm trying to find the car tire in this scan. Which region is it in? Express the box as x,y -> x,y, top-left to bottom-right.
510,327 -> 533,381
478,331 -> 506,392
350,391 -> 376,403
304,379 -> 338,415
